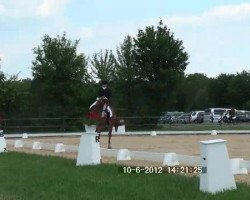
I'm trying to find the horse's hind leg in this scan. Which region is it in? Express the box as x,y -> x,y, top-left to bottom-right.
108,135 -> 112,149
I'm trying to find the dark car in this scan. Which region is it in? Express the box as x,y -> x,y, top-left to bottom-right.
176,113 -> 191,124
158,114 -> 172,124
196,112 -> 204,123
158,112 -> 184,124
236,110 -> 250,122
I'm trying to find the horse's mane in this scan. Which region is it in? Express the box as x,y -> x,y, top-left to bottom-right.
89,97 -> 109,113
90,102 -> 102,113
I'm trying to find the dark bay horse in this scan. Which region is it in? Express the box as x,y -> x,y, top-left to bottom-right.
87,97 -> 123,149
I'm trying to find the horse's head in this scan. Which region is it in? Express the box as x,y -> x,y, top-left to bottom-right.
96,97 -> 109,106
91,96 -> 108,112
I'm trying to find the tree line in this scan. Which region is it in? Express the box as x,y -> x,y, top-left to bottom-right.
0,21 -> 249,119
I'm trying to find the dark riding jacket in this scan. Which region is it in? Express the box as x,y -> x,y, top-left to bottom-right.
229,108 -> 236,117
98,87 -> 111,100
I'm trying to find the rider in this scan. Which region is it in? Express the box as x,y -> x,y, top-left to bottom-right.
98,80 -> 111,101
229,106 -> 236,121
90,80 -> 112,119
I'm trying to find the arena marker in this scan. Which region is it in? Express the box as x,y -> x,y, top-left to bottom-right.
0,131 -> 7,153
14,140 -> 23,148
211,130 -> 217,135
54,143 -> 65,153
32,141 -> 42,150
150,131 -> 157,136
200,139 -> 236,194
113,125 -> 126,134
117,149 -> 131,161
76,125 -> 101,166
230,158 -> 248,175
162,153 -> 179,166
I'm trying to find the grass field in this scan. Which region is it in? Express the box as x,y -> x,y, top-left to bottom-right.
0,152 -> 250,200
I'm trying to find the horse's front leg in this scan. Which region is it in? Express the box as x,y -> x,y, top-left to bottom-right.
96,125 -> 102,140
108,125 -> 112,149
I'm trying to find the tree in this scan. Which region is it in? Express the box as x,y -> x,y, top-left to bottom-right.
0,67 -> 7,114
209,74 -> 234,107
226,71 -> 250,108
0,74 -> 25,117
181,73 -> 211,111
0,59 -> 18,117
132,20 -> 189,115
113,35 -> 137,115
91,50 -> 116,81
31,33 -> 90,117
242,100 -> 250,110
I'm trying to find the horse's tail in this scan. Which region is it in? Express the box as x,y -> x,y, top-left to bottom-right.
114,118 -> 125,131
115,123 -> 118,132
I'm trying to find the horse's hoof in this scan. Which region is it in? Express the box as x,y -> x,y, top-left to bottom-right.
108,144 -> 112,149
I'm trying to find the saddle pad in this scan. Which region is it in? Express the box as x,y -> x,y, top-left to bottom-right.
88,111 -> 101,120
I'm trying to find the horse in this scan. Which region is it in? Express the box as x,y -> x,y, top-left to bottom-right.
87,97 -> 123,149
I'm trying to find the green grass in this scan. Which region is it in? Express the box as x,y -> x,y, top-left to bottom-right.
157,123 -> 250,131
0,152 -> 250,200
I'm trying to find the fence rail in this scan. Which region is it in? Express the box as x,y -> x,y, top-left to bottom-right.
5,139 -> 250,174
1,117 -> 250,133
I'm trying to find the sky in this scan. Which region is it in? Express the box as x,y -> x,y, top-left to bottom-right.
0,0 -> 250,78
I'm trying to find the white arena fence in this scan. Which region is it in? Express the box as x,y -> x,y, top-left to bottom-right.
3,129 -> 250,139
5,137 -> 250,175
2,129 -> 250,194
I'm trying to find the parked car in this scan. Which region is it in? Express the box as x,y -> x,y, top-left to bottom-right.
190,111 -> 204,123
158,114 -> 172,124
218,110 -> 239,123
203,108 -> 229,123
176,113 -> 191,124
195,112 -> 204,123
235,110 -> 250,122
158,112 -> 184,124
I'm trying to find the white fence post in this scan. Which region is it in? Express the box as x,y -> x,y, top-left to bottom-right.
117,149 -> 131,160
230,158 -> 248,174
200,139 -> 236,194
163,153 -> 179,166
76,125 -> 101,166
211,130 -> 217,135
113,125 -> 126,134
22,133 -> 28,139
54,143 -> 65,153
150,131 -> 157,136
0,130 -> 7,153
14,140 -> 23,148
32,142 -> 42,150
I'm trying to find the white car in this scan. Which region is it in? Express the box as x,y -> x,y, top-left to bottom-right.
190,111 -> 204,123
204,108 -> 230,123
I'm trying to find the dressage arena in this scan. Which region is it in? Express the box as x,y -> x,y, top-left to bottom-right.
5,133 -> 250,184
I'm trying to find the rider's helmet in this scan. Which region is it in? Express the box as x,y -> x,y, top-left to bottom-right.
101,80 -> 108,89
101,80 -> 108,86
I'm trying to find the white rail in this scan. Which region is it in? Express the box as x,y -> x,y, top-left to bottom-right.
3,129 -> 250,139
5,139 -> 250,174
